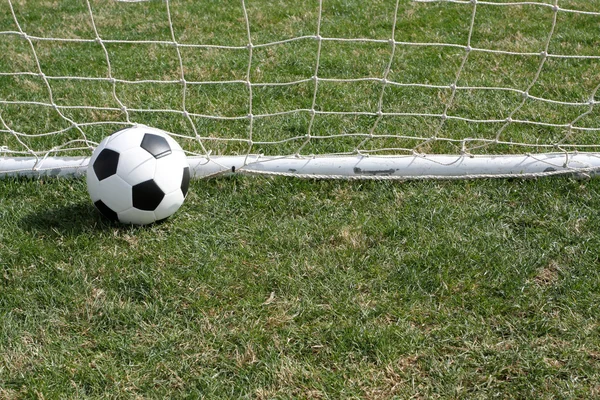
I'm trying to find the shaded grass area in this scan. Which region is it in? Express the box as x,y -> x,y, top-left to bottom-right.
1,176 -> 600,398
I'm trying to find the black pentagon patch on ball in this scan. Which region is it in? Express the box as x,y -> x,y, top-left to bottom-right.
141,133 -> 172,159
94,200 -> 118,221
132,179 -> 165,211
181,166 -> 190,197
93,148 -> 119,181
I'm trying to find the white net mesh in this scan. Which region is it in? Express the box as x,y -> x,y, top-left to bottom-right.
2,0 -> 600,178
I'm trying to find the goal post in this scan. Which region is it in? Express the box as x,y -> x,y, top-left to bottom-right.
2,0 -> 600,179
3,152 -> 600,180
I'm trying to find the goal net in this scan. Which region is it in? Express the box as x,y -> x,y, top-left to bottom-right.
2,0 -> 600,179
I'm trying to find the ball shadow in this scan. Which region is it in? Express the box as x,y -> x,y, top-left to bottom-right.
20,201 -> 120,235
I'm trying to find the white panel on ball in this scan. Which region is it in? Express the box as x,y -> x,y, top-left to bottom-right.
118,208 -> 157,225
86,170 -> 102,202
152,156 -> 185,194
98,174 -> 133,213
105,128 -> 145,153
154,190 -> 185,221
117,147 -> 157,186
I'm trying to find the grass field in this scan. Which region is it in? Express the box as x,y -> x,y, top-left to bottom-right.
1,177 -> 600,398
2,0 -> 600,398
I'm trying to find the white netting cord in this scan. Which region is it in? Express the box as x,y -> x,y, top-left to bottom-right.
240,0 -> 255,166
486,0 -> 560,151
1,0 -> 600,178
4,0 -> 94,159
355,0 -> 401,154
421,0 -> 478,156
295,0 -> 324,157
84,0 -> 131,127
163,0 -> 211,161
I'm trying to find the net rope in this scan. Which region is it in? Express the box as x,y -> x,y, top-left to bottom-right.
1,0 -> 600,177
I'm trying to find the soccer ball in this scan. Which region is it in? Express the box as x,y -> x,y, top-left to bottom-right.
87,125 -> 190,225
